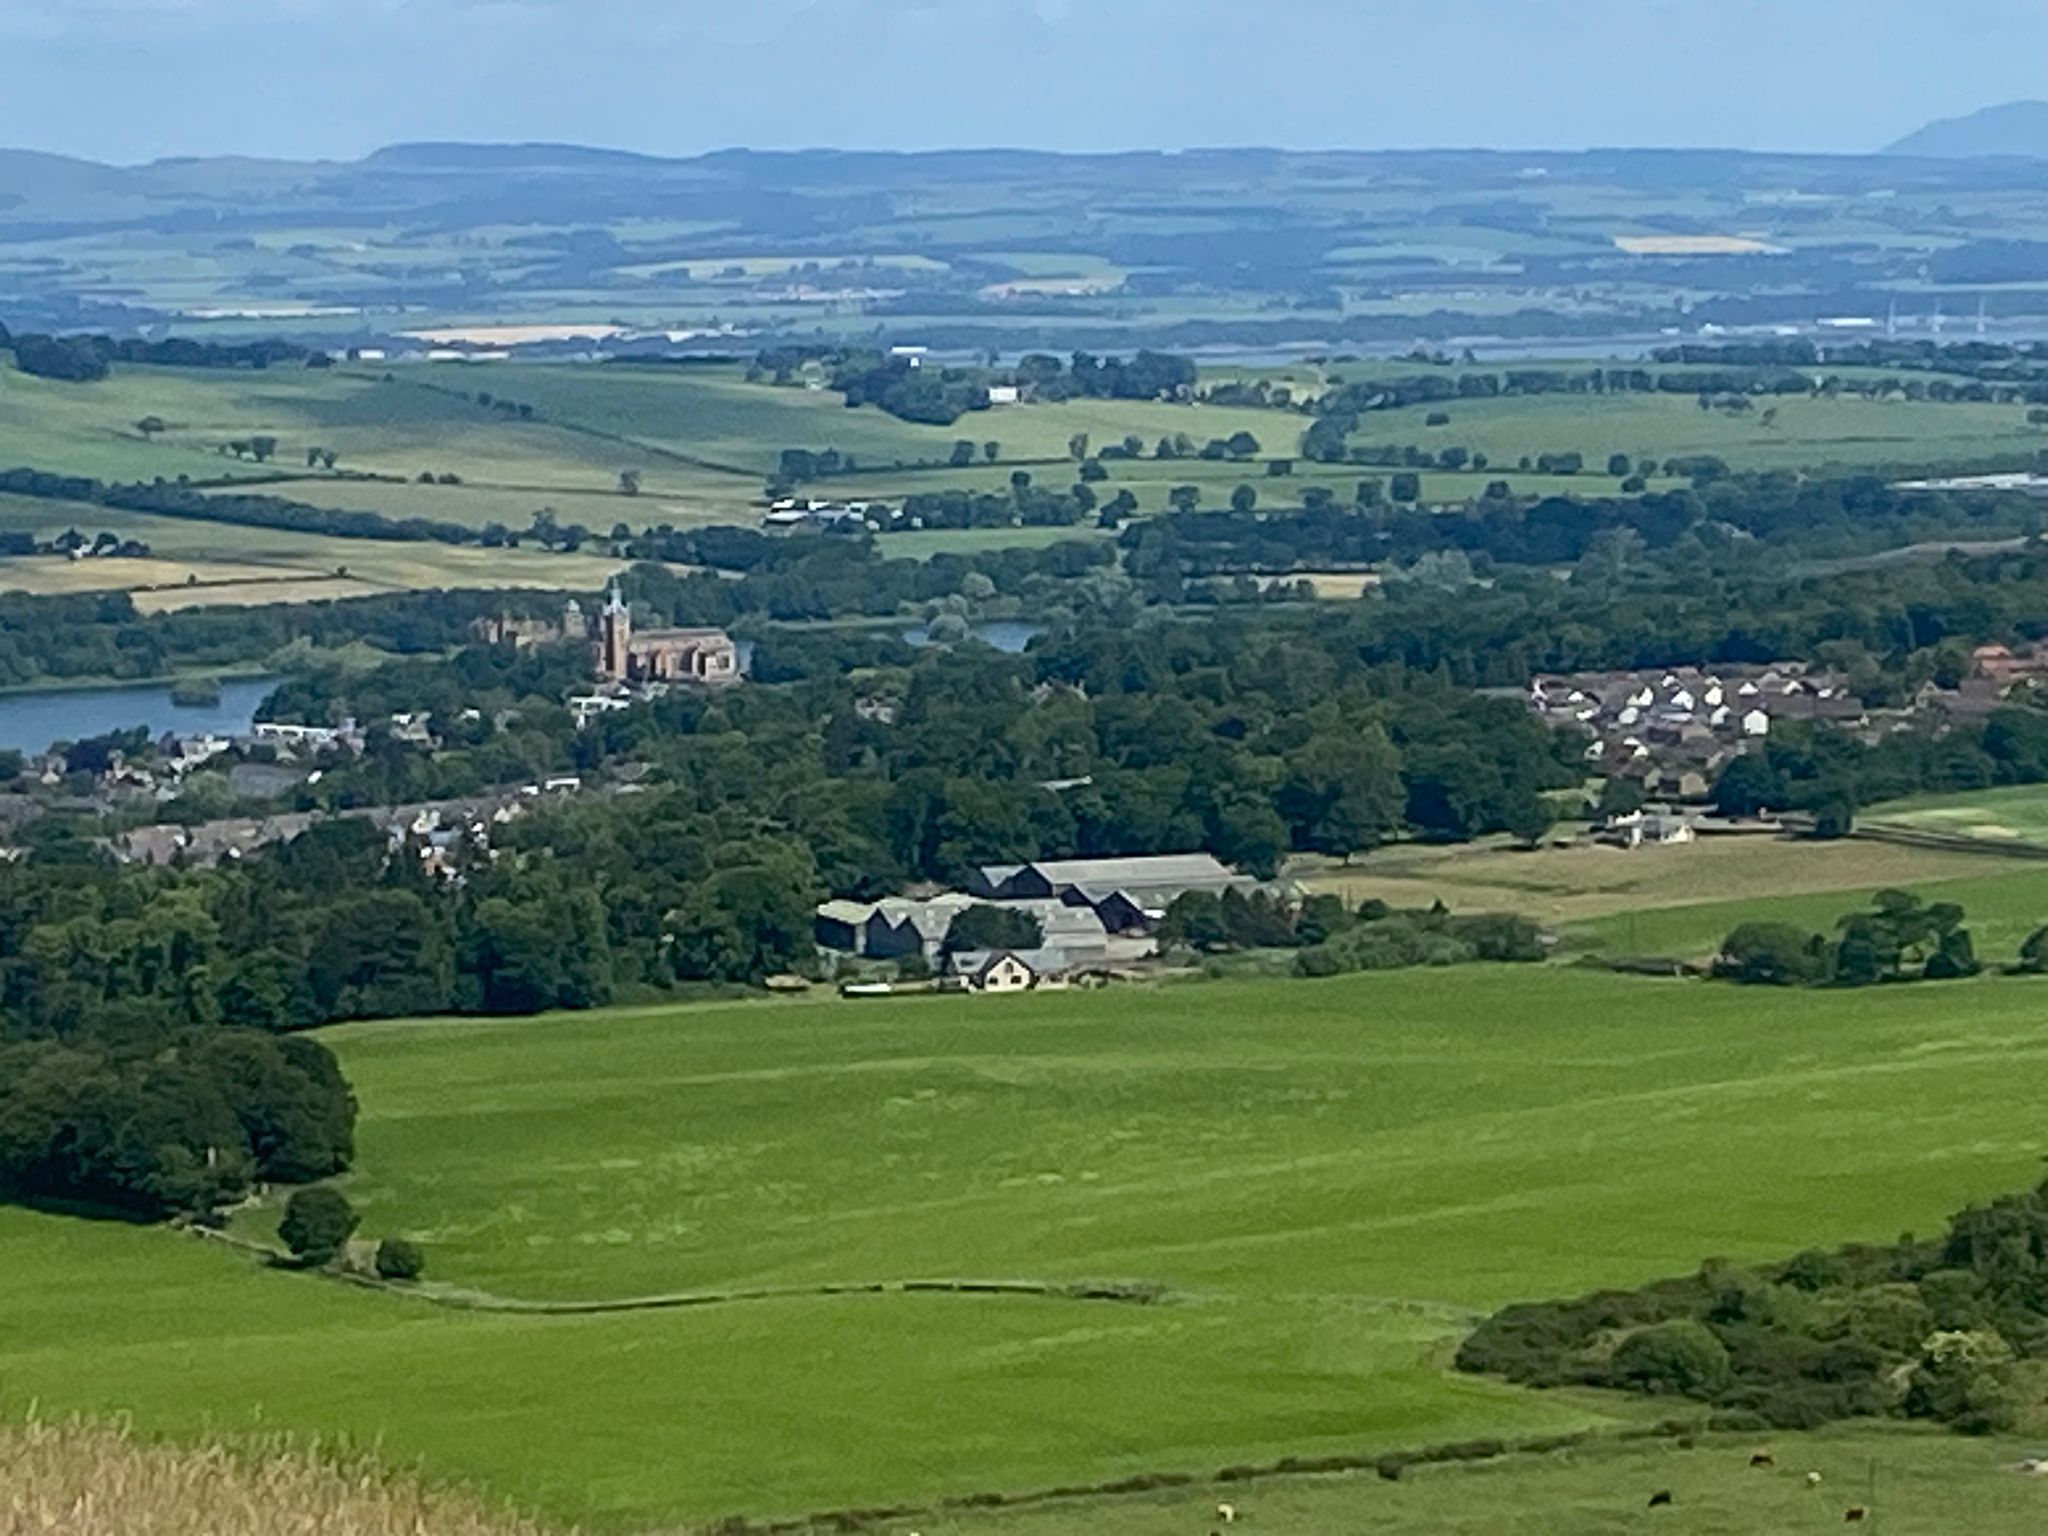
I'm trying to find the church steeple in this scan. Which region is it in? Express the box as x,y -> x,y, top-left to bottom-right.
600,583 -> 632,681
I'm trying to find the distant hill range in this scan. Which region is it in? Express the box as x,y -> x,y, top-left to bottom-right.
1888,100 -> 2048,158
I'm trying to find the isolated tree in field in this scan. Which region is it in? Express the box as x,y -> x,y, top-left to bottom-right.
1067,431 -> 1090,461
982,441 -> 1000,462
1389,472 -> 1422,503
320,449 -> 338,470
2020,926 -> 2048,974
135,416 -> 166,439
306,446 -> 323,468
1230,484 -> 1258,513
374,1237 -> 426,1282
618,469 -> 642,496
1224,430 -> 1261,460
1168,484 -> 1201,513
279,1187 -> 358,1267
949,439 -> 976,467
1607,453 -> 1632,477
943,904 -> 1044,954
249,436 -> 278,463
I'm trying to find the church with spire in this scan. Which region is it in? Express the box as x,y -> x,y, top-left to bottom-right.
477,585 -> 740,687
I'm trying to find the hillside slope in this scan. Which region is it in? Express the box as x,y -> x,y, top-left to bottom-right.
1888,100 -> 2048,157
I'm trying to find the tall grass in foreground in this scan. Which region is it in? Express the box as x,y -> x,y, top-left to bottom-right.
0,1420 -> 558,1536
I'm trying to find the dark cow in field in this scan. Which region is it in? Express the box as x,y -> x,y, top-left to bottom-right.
1750,1450 -> 1775,1467
1845,1509 -> 1867,1523
1648,1490 -> 1673,1507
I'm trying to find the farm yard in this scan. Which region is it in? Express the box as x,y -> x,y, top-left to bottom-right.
6,964 -> 2048,1528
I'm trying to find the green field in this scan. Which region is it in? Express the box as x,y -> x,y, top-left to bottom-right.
1567,859 -> 2048,960
0,493 -> 618,607
1300,833 -> 2048,934
9,967 -> 2048,1528
1864,785 -> 2048,848
8,356 -> 2047,555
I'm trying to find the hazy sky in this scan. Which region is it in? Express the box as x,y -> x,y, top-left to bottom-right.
5,0 -> 2046,163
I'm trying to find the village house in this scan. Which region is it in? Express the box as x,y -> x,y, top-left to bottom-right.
1600,809 -> 1699,850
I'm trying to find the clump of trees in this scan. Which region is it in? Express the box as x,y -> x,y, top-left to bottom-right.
1715,891 -> 1979,987
280,1187 -> 359,1266
1156,890 -> 1544,977
1458,1177 -> 2048,1434
0,1031 -> 356,1219
944,905 -> 1044,954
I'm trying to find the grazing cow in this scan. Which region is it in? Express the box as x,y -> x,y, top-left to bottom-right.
1216,1504 -> 1236,1524
1807,1472 -> 1824,1488
1845,1509 -> 1867,1523
1648,1490 -> 1673,1508
1750,1450 -> 1776,1467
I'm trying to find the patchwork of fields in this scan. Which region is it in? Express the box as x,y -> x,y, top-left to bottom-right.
10,960 -> 2048,1527
6,354 -> 2047,588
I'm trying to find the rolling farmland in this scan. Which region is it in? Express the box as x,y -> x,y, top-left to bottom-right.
8,964 -> 2048,1527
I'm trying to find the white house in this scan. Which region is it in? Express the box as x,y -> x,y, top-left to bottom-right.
1607,811 -> 1698,849
958,951 -> 1040,992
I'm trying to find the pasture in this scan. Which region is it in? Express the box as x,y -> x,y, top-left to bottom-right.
913,1425 -> 2048,1536
8,968 -> 2048,1527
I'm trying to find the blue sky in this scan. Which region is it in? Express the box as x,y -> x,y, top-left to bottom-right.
5,0 -> 2046,163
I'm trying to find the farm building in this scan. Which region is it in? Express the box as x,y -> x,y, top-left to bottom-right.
814,894 -> 1125,964
966,854 -> 1256,921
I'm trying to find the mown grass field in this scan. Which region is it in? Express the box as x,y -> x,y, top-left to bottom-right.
1297,833 -> 2046,933
1864,785 -> 2048,848
10,967 -> 2048,1528
1566,858 -> 2048,961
